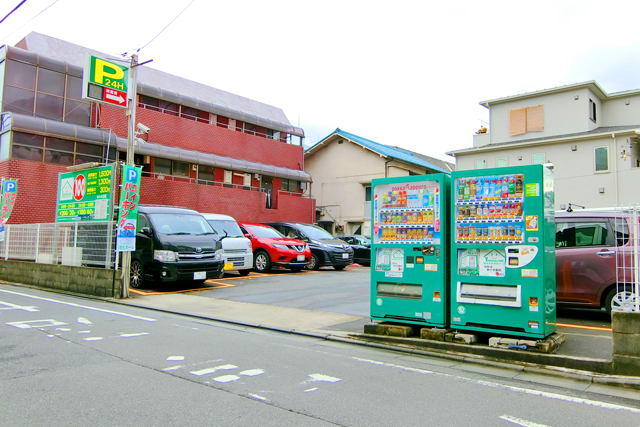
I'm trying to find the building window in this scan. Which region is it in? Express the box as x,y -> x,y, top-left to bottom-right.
172,161 -> 190,177
589,99 -> 597,122
509,105 -> 544,136
154,158 -> 172,175
594,146 -> 609,172
198,165 -> 214,182
224,170 -> 232,184
532,153 -> 545,165
496,157 -> 508,168
243,173 -> 251,187
181,105 -> 209,123
365,186 -> 371,202
475,159 -> 486,169
267,129 -> 281,141
12,132 -> 44,161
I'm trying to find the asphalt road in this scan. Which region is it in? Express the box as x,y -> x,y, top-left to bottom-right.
1,284 -> 639,427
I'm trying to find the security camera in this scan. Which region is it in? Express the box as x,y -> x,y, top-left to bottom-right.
136,123 -> 151,134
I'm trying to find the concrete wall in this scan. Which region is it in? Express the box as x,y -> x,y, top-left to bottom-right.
0,259 -> 121,298
602,94 -> 640,127
612,311 -> 640,376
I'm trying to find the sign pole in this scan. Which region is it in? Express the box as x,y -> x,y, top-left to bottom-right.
121,54 -> 138,298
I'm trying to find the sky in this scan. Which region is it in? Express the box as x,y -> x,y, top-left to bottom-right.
2,0 -> 640,163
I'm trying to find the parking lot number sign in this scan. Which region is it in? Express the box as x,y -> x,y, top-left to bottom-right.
116,165 -> 142,252
56,165 -> 115,222
82,54 -> 129,109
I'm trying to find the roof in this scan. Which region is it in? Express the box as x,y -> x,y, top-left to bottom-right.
305,128 -> 453,174
479,80 -> 640,108
446,124 -> 640,156
9,32 -> 303,137
137,205 -> 200,215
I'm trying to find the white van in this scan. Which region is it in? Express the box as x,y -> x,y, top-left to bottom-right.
201,213 -> 253,276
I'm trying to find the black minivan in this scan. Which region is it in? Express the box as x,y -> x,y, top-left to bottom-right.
129,205 -> 224,288
263,222 -> 354,270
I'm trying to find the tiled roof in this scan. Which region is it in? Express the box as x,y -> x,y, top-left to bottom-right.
306,128 -> 453,174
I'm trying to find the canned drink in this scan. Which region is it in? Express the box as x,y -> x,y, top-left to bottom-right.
509,225 -> 516,238
489,204 -> 496,218
515,225 -> 522,239
495,225 -> 502,240
503,204 -> 510,217
463,226 -> 469,240
469,205 -> 477,218
502,225 -> 509,240
515,202 -> 523,216
469,225 -> 476,240
495,204 -> 502,216
510,204 -> 516,216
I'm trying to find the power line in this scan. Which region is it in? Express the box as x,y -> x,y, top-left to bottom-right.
0,0 -> 27,26
0,0 -> 60,44
121,0 -> 194,57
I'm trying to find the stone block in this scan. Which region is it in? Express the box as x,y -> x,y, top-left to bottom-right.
364,323 -> 417,337
613,354 -> 640,376
420,327 -> 450,341
452,333 -> 478,344
612,311 -> 640,334
613,333 -> 640,356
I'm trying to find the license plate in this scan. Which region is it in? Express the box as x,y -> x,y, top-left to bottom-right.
194,271 -> 206,280
297,255 -> 305,261
223,263 -> 233,270
342,253 -> 349,259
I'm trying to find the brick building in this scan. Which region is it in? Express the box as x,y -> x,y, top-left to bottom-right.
0,33 -> 314,224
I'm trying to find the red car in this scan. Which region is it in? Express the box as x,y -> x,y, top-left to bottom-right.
238,222 -> 311,273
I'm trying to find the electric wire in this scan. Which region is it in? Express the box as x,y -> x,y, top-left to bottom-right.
0,0 -> 60,44
0,0 -> 28,26
121,0 -> 194,57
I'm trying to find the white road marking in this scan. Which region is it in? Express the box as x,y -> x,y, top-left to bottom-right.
213,375 -> 240,383
190,364 -> 238,376
249,394 -> 267,401
167,356 -> 185,361
239,369 -> 264,377
78,331 -> 91,334
0,300 -> 39,312
83,337 -> 103,341
352,358 -> 640,414
56,328 -> 71,331
0,289 -> 156,321
7,319 -> 67,329
77,317 -> 92,325
119,333 -> 149,338
307,374 -> 342,383
162,365 -> 183,371
304,388 -> 318,393
500,415 -> 552,427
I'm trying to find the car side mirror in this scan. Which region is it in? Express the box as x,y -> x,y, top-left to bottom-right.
244,233 -> 252,239
141,227 -> 152,236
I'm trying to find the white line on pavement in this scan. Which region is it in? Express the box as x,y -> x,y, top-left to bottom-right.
500,415 -> 552,427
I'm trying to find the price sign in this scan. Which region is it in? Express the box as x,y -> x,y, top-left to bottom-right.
56,165 -> 115,223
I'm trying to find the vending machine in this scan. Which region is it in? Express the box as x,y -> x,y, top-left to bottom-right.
370,174 -> 450,327
449,164 -> 555,339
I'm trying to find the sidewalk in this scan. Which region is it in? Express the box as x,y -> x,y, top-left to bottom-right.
118,291 -> 640,392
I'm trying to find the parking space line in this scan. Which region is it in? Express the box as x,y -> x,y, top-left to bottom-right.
553,322 -> 612,332
129,282 -> 236,296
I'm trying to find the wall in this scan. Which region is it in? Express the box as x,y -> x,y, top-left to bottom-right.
0,259 -> 120,298
602,94 -> 640,127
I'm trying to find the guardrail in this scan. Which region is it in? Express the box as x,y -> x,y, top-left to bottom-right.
0,222 -> 116,269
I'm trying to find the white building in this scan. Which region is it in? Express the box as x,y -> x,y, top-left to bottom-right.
447,81 -> 640,210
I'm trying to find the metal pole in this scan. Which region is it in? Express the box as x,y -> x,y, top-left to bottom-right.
121,54 -> 138,298
634,205 -> 639,312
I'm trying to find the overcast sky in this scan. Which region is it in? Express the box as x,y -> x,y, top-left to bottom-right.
2,0 -> 640,162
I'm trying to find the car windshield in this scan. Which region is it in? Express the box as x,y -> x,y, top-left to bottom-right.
298,224 -> 335,240
247,225 -> 284,238
149,213 -> 214,235
208,219 -> 243,238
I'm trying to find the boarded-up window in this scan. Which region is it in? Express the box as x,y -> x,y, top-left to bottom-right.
509,105 -> 544,136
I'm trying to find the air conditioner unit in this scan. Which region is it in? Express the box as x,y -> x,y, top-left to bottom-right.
299,182 -> 307,190
254,173 -> 260,179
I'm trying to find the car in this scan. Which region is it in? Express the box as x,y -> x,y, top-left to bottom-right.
263,222 -> 354,271
555,209 -> 639,316
341,234 -> 371,266
127,205 -> 224,288
237,222 -> 311,273
201,213 -> 253,276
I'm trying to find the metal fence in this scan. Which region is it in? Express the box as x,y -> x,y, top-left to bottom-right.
613,205 -> 640,312
0,222 -> 117,269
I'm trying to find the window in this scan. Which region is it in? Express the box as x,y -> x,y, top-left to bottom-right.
181,106 -> 209,123
224,170 -> 232,184
244,123 -> 257,136
267,129 -> 281,141
44,137 -> 74,165
475,159 -> 486,169
509,105 -> 544,136
12,132 -> 43,161
172,161 -> 190,177
532,153 -> 545,165
154,158 -> 172,175
496,157 -> 508,167
594,146 -> 609,172
243,173 -> 251,187
365,186 -> 371,202
198,165 -> 214,182
556,221 -> 609,248
589,99 -> 597,122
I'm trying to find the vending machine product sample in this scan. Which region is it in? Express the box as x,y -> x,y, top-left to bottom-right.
450,164 -> 556,338
370,174 -> 450,327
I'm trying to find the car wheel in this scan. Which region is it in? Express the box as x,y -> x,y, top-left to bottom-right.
605,285 -> 639,316
334,265 -> 346,271
130,259 -> 144,289
238,269 -> 250,276
305,253 -> 320,271
254,251 -> 272,273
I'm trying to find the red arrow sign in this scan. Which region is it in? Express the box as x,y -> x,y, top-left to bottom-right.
104,88 -> 127,107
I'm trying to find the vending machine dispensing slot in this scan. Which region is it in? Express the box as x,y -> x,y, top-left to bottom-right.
456,282 -> 522,307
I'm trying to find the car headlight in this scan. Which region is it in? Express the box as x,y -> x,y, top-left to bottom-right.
154,250 -> 177,262
273,244 -> 288,250
246,241 -> 253,253
215,249 -> 223,261
304,244 -> 309,251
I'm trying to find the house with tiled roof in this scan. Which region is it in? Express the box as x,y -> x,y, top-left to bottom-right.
446,81 -> 640,210
304,128 -> 454,236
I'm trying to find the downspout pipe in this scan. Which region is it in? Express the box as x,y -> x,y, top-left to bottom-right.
612,133 -> 618,207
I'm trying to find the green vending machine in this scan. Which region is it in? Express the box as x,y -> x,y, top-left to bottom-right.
370,174 -> 450,327
450,164 -> 555,339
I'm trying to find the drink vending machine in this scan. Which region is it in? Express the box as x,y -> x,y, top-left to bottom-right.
370,174 -> 450,327
449,164 -> 556,339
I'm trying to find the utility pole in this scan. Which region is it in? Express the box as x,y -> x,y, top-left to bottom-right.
121,54 -> 138,298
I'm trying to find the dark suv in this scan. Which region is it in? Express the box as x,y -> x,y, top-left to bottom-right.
555,210 -> 638,315
263,222 -> 354,270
